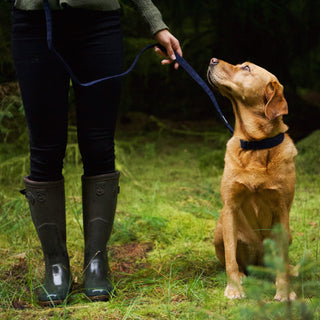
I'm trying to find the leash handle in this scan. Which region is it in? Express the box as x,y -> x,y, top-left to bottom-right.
43,0 -> 234,133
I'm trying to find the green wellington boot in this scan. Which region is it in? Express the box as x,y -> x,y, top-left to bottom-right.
22,177 -> 71,306
82,171 -> 120,301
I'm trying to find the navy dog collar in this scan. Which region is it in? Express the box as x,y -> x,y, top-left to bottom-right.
240,133 -> 285,150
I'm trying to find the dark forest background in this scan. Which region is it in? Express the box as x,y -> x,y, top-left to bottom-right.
0,0 -> 320,142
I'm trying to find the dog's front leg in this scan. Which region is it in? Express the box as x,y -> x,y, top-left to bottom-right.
222,206 -> 246,299
273,208 -> 297,301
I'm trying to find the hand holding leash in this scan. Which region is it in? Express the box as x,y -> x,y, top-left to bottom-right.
153,29 -> 182,69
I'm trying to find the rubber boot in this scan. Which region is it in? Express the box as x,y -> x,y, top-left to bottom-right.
22,177 -> 71,306
82,171 -> 120,301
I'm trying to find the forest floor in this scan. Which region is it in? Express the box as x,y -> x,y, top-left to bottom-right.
0,116 -> 320,319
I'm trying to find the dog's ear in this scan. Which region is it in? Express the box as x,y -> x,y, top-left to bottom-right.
264,81 -> 288,120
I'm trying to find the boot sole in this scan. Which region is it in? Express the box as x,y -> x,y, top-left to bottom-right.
88,294 -> 111,302
39,298 -> 65,307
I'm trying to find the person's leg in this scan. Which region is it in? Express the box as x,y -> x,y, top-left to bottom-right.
70,9 -> 123,176
12,9 -> 71,305
66,9 -> 123,300
12,9 -> 70,181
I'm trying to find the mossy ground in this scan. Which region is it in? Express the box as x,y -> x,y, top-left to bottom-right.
0,121 -> 319,319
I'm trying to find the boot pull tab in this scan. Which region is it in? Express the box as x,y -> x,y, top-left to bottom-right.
20,189 -> 36,205
20,188 -> 47,205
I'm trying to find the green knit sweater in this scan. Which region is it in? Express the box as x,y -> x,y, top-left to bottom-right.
13,0 -> 168,35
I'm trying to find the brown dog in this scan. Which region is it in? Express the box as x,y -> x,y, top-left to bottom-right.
207,58 -> 298,300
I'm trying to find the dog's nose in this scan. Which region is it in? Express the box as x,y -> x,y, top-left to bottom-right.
210,58 -> 219,66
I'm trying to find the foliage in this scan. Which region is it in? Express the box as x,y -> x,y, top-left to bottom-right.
155,0 -> 320,90
0,121 -> 319,319
0,83 -> 27,144
295,130 -> 320,176
241,224 -> 320,320
0,0 -> 15,82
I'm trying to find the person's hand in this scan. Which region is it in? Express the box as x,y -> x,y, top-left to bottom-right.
153,29 -> 182,70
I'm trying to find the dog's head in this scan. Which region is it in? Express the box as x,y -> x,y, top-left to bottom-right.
207,58 -> 288,121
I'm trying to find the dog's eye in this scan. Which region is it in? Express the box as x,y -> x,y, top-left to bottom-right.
241,65 -> 251,72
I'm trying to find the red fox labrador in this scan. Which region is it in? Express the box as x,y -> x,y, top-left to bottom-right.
207,58 -> 298,301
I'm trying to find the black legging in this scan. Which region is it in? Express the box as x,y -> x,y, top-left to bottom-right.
12,8 -> 123,181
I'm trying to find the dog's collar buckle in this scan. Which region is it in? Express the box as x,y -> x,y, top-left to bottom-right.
240,133 -> 285,150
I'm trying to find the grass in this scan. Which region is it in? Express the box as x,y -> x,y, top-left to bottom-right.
0,119 -> 319,319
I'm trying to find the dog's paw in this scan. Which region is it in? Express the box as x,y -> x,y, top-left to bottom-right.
274,290 -> 297,302
224,283 -> 245,299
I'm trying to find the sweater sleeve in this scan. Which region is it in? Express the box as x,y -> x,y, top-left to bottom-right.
129,0 -> 168,35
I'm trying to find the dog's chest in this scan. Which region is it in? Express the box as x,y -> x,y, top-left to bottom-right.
242,189 -> 275,237
222,145 -> 294,237
225,150 -> 278,189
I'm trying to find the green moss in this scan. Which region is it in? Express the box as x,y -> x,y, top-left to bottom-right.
0,127 -> 319,319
